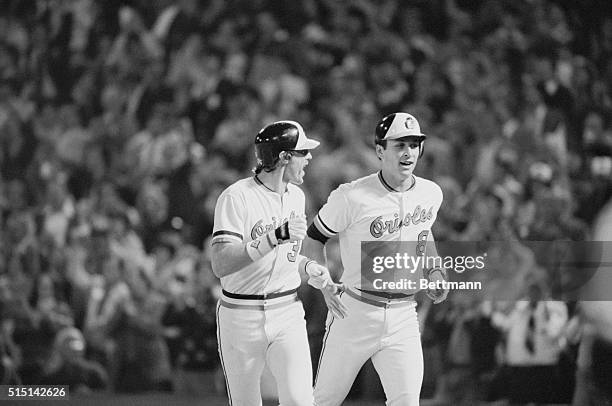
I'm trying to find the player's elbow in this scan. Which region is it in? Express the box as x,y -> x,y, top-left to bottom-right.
211,263 -> 222,279
210,246 -> 227,278
211,257 -> 231,279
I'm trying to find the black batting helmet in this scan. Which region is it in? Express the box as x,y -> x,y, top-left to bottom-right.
375,113 -> 426,157
254,121 -> 320,170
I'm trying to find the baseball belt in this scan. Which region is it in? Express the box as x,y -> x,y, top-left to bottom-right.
345,288 -> 415,309
220,288 -> 299,310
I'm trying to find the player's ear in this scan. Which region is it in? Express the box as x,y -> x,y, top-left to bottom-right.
279,151 -> 291,163
375,144 -> 384,160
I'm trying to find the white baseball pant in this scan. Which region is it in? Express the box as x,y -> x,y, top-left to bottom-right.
216,292 -> 313,406
314,290 -> 423,406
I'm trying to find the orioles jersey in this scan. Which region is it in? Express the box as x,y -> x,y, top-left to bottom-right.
212,176 -> 304,294
312,172 -> 443,290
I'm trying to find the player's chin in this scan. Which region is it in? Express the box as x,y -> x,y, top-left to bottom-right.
290,174 -> 305,185
398,165 -> 414,176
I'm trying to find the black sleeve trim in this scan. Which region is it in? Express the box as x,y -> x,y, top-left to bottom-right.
307,223 -> 329,244
317,214 -> 337,234
212,230 -> 243,240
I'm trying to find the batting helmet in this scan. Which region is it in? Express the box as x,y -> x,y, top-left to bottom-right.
375,113 -> 426,157
254,121 -> 320,169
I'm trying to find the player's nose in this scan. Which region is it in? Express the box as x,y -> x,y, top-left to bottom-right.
402,150 -> 413,159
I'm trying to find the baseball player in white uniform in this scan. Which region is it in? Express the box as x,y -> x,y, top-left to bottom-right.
303,112 -> 449,406
211,121 -> 326,406
573,198 -> 612,405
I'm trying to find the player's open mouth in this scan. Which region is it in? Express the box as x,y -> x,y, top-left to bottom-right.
400,161 -> 413,167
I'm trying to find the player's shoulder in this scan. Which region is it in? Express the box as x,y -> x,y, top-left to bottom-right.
217,177 -> 254,200
414,176 -> 443,195
287,182 -> 305,198
333,173 -> 380,196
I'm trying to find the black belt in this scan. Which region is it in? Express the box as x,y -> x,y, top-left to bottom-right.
357,288 -> 414,300
222,287 -> 298,300
346,289 -> 414,309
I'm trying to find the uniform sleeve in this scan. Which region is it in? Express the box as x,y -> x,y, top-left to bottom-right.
292,185 -> 307,217
212,192 -> 245,243
313,184 -> 353,239
430,184 -> 444,223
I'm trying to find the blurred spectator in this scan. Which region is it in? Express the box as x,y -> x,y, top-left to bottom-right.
83,255 -> 129,391
9,278 -> 56,384
115,267 -> 171,392
489,282 -> 570,404
29,272 -> 74,334
427,297 -> 500,405
161,268 -> 219,395
0,276 -> 22,384
40,327 -> 108,393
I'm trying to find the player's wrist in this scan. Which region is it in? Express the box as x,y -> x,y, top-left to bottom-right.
274,222 -> 290,244
246,232 -> 277,262
299,257 -> 316,274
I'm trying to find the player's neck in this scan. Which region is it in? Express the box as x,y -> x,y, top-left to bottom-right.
381,170 -> 415,192
257,170 -> 288,194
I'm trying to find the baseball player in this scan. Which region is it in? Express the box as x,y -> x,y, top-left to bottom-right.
211,121 -> 327,406
303,112 -> 449,406
573,198 -> 612,405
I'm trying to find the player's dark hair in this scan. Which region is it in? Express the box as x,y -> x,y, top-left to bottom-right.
253,161 -> 279,174
375,140 -> 388,148
374,140 -> 387,161
253,150 -> 299,173
252,153 -> 284,174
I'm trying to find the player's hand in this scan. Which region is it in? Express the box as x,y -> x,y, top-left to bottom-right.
286,215 -> 307,242
305,262 -> 333,290
321,283 -> 348,319
426,268 -> 449,304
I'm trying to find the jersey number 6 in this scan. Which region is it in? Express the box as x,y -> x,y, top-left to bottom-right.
416,230 -> 429,256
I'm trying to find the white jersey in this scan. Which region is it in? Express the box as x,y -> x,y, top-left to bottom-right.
212,176 -> 305,294
313,172 -> 443,290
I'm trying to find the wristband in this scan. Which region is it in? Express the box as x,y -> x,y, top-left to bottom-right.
246,232 -> 277,261
299,258 -> 316,275
275,222 -> 290,244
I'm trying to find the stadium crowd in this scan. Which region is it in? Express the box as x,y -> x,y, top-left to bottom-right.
1,0 -> 611,403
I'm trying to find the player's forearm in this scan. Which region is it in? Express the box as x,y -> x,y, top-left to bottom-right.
211,227 -> 286,278
302,237 -> 327,265
302,236 -> 344,281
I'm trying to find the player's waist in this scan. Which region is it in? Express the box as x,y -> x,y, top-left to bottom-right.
220,288 -> 299,310
356,288 -> 414,300
346,288 -> 415,309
